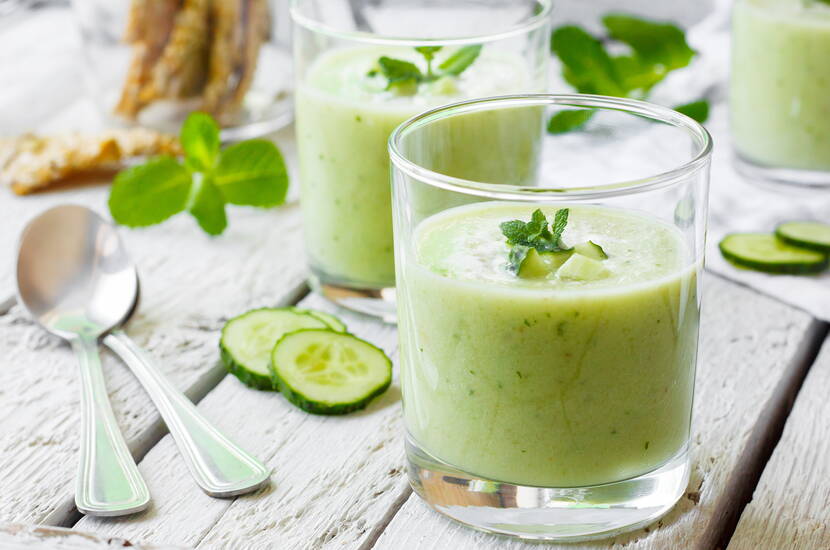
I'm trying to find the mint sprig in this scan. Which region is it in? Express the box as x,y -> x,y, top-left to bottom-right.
374,45 -> 482,92
108,112 -> 289,236
500,209 -> 570,274
549,14 -> 709,133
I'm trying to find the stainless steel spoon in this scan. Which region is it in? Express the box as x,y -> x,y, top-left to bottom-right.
17,205 -> 150,516
18,205 -> 270,502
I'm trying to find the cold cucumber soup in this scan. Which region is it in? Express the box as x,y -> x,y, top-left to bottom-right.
731,0 -> 830,170
399,202 -> 699,488
295,46 -> 536,288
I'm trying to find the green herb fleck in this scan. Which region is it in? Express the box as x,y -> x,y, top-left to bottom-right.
500,208 -> 571,274
516,371 -> 523,379
644,441 -> 651,450
557,321 -> 567,337
108,112 -> 288,235
549,14 -> 708,133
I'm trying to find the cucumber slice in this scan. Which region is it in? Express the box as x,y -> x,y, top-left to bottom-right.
775,221 -> 830,253
290,307 -> 347,332
719,233 -> 828,274
556,253 -> 611,281
270,329 -> 392,415
573,240 -> 608,260
518,249 -> 572,279
220,308 -> 328,390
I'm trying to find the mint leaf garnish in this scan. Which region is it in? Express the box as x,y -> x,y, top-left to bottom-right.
181,112 -> 220,172
550,15 -> 706,133
547,109 -> 595,134
500,208 -> 570,273
108,112 -> 289,235
374,45 -> 482,91
415,46 -> 442,78
109,157 -> 191,227
187,176 -> 227,235
378,56 -> 423,91
215,140 -> 288,206
438,45 -> 482,76
673,99 -> 710,123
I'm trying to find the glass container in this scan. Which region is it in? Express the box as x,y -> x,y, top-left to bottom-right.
390,94 -> 712,541
73,0 -> 294,140
291,0 -> 552,320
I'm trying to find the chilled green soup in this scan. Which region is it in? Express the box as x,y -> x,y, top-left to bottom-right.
399,202 -> 699,487
295,47 -> 536,288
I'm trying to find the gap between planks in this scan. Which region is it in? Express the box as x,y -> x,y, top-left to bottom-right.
711,319 -> 829,550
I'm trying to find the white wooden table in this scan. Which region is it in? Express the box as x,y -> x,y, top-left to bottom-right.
1,4 -> 830,550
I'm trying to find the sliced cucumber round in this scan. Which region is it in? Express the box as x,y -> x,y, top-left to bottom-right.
719,233 -> 828,274
775,221 -> 830,253
290,307 -> 347,333
270,329 -> 392,415
220,308 -> 328,390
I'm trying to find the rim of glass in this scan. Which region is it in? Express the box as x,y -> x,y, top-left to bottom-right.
388,94 -> 713,201
289,0 -> 552,46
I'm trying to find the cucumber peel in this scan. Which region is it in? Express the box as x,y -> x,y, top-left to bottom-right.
719,233 -> 828,274
775,221 -> 830,253
220,308 -> 328,390
270,329 -> 392,415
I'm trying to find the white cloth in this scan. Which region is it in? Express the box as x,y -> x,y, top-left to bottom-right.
656,0 -> 830,321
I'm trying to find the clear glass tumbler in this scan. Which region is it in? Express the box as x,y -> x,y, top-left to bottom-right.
730,0 -> 830,188
390,94 -> 711,541
290,0 -> 551,321
74,0 -> 294,139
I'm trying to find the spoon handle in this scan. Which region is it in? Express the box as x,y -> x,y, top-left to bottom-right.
70,336 -> 150,516
104,330 -> 270,497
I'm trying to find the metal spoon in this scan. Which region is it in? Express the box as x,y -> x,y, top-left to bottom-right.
16,205 -> 150,516
18,205 -> 270,501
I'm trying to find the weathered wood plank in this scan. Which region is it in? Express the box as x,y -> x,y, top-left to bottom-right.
372,274 -> 819,550
0,200 -> 307,525
0,523 -> 187,550
727,336 -> 830,550
75,294 -> 411,549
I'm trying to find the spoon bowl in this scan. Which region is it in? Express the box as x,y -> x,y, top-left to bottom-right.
17,205 -> 137,340
17,204 -> 150,517
19,204 -> 270,500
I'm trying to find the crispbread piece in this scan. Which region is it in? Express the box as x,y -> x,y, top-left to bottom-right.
0,128 -> 181,195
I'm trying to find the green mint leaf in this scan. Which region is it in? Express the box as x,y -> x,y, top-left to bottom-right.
499,219 -> 529,244
674,99 -> 710,123
551,208 -> 569,244
547,109 -> 595,134
415,46 -> 443,59
108,157 -> 191,227
609,55 -> 665,96
187,175 -> 227,236
551,26 -> 624,96
215,140 -> 289,207
438,45 -> 482,76
378,56 -> 423,90
507,245 -> 530,275
602,15 -> 695,73
500,209 -> 570,274
181,112 -> 220,172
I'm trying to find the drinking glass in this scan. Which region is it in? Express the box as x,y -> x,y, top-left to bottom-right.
74,0 -> 294,140
390,94 -> 712,541
290,0 -> 551,320
731,0 -> 830,188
